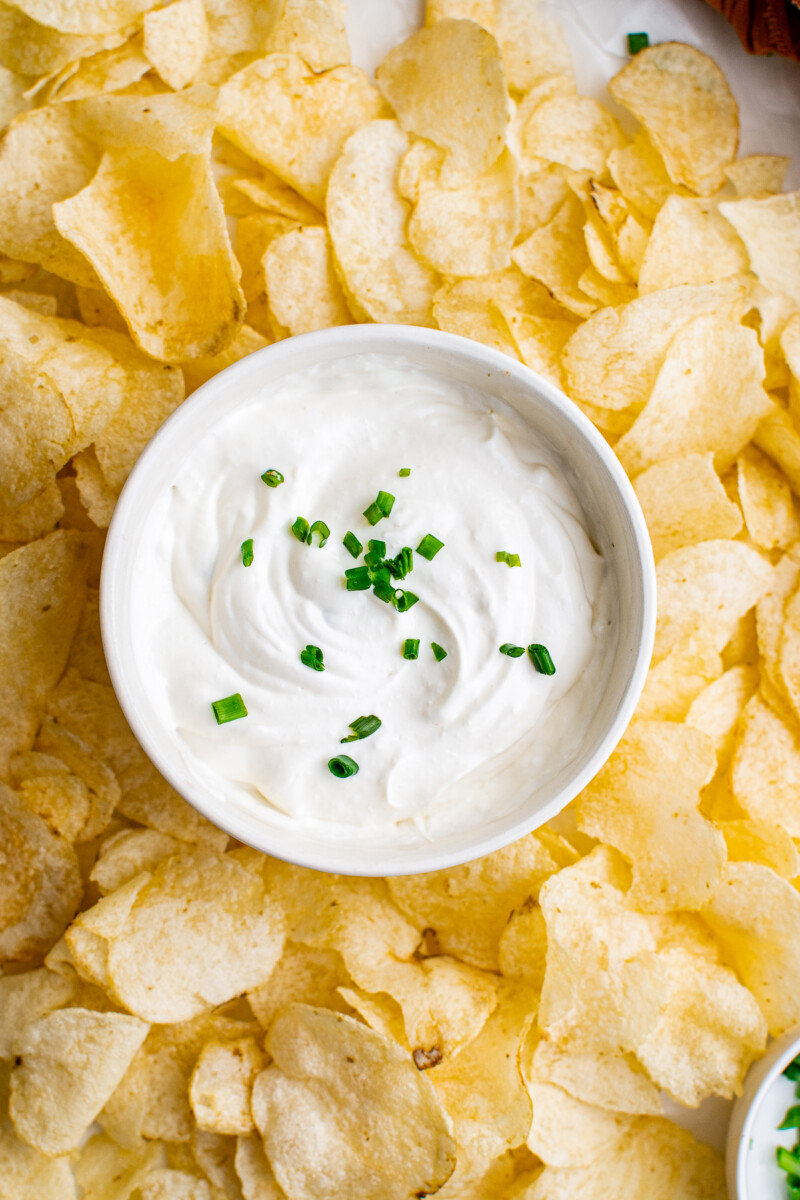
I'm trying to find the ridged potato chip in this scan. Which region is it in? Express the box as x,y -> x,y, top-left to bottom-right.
252,1005 -> 456,1200
633,452 -> 742,560
327,119 -> 439,325
264,225 -> 350,336
189,1036 -> 265,1134
720,191 -> 800,307
143,0 -> 208,91
637,196 -> 748,295
218,55 -> 383,208
609,43 -> 738,196
54,147 -> 245,361
576,720 -> 723,912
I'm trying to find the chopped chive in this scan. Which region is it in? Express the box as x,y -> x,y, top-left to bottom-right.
299,644 -> 325,671
778,1147 -> 800,1175
399,467 -> 411,477
431,642 -> 447,662
363,501 -> 383,525
778,1105 -> 800,1130
364,539 -> 386,568
241,538 -> 254,567
496,551 -> 521,567
373,577 -> 395,603
403,638 -> 420,660
388,547 -> 413,579
261,468 -> 284,488
307,519 -> 330,547
376,490 -> 395,516
343,531 -> 362,559
417,534 -> 444,561
345,566 -> 371,591
211,693 -> 247,724
328,754 -> 359,778
394,589 -> 419,613
528,644 -> 556,675
627,31 -> 649,54
291,516 -> 310,542
370,565 -> 392,588
499,643 -> 525,657
341,714 -> 382,743
784,1057 -> 800,1081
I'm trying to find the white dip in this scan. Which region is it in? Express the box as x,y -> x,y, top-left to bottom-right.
131,355 -> 615,842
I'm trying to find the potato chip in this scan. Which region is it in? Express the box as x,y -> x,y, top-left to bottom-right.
181,324 -> 268,394
520,94 -> 625,178
8,0 -> 159,34
10,1007 -> 148,1154
229,173 -> 323,224
247,941 -> 351,1030
72,86 -> 218,161
0,4 -> 126,77
0,107 -> 100,285
53,147 -> 245,362
517,163 -> 573,241
143,0 -> 208,90
235,1133 -> 284,1200
252,1005 -> 456,1199
529,1040 -> 662,1117
512,194 -> 596,318
754,404 -> 800,497
634,632 -> 722,722
0,1102 -> 76,1200
724,154 -> 790,197
327,120 -> 439,325
376,19 -> 508,184
389,830 -> 566,970
737,445 -> 799,551
492,0 -> 573,95
498,898 -> 548,989
607,129 -> 691,221
137,1169 -> 211,1200
637,196 -> 748,295
235,210 -> 296,336
192,1127 -> 246,1197
0,969 -> 75,1059
525,1079 -> 633,1167
12,762 -> 92,843
577,720 -> 723,912
189,1037 -> 265,1134
264,225 -> 350,336
75,1133 -> 165,1200
731,695 -> 800,836
609,43 -> 738,196
501,309 -> 576,388
527,1116 -> 726,1200
562,277 -> 748,418
0,482 -> 63,543
654,540 -> 772,663
633,453 -> 742,560
686,665 -> 758,769
402,142 -> 519,277
615,209 -> 651,281
73,447 -> 117,528
0,64 -> 28,130
218,55 -> 384,208
433,274 -> 520,359
264,0 -> 350,73
90,829 -> 182,894
720,191 -> 800,307
720,818 -> 800,879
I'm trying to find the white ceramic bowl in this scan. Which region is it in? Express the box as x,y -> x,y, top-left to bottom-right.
101,325 -> 655,875
727,1027 -> 800,1200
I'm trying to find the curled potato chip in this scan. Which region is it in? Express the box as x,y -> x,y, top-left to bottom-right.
264,225 -> 350,336
143,0 -> 208,90
7,0 -> 159,35
10,1008 -> 149,1155
562,278 -> 748,417
737,445 -> 799,551
654,540 -> 772,663
181,324 -> 268,394
376,19 -> 508,183
720,818 -> 800,879
74,1134 -> 165,1200
0,969 -> 75,1059
252,1005 -> 456,1199
54,147 -> 245,361
218,55 -> 383,208
0,482 -> 63,544
637,196 -> 748,295
635,632 -> 722,723
526,1077 -> 633,1167
71,86 -> 218,160
327,120 -> 439,325
247,942 -> 351,1030
577,720 -> 723,912
0,107 -> 100,285
633,453 -> 742,560
512,193 -> 595,318
0,5 -> 126,77
609,42 -> 738,196
754,405 -> 800,498
731,695 -> 800,837
685,664 -> 758,769
47,38 -> 151,103
498,899 -> 548,989
519,94 -> 625,178
607,129 -> 690,221
720,191 -> 800,308
529,1040 -> 662,1117
264,0 -> 350,73
724,154 -> 789,197
90,829 -> 182,894
615,317 -> 771,476
189,1037 -> 265,1134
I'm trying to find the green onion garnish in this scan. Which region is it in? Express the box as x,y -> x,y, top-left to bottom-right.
341,714 -> 382,743
496,551 -> 521,568
345,566 -> 371,591
363,491 -> 395,525
777,1147 -> 800,1176
785,1057 -> 800,1082
778,1106 -> 800,1131
403,638 -> 420,659
241,538 -> 254,567
388,547 -> 413,579
261,469 -> 284,488
364,539 -> 386,568
499,643 -> 525,657
399,468 -> 411,477
211,693 -> 247,724
291,516 -> 310,542
394,589 -> 419,613
417,534 -> 444,561
307,520 -> 329,547
528,644 -> 556,675
343,531 -> 362,558
299,644 -> 325,671
373,577 -> 395,603
328,755 -> 359,778
627,31 -> 649,54
431,642 -> 447,662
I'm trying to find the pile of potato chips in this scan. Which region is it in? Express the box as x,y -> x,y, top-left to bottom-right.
2,0 -> 800,1196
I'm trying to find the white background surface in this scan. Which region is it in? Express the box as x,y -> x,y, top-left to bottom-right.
342,0 -> 800,1158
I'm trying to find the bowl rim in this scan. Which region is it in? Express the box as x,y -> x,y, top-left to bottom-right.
727,1025 -> 800,1200
100,323 -> 656,875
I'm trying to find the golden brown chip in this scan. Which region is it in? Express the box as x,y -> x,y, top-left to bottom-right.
731,695 -> 800,836
633,453 -> 742,560
376,19 -> 508,184
189,1037 -> 265,1135
218,54 -> 384,208
181,324 -> 268,394
327,120 -> 439,325
0,4 -> 126,78
71,86 -> 218,161
0,483 -> 64,544
720,818 -> 800,879
512,193 -> 596,318
737,445 -> 799,551
637,196 -> 748,295
609,42 -> 738,196
0,969 -> 76,1059
264,225 -> 351,336
143,0 -> 208,90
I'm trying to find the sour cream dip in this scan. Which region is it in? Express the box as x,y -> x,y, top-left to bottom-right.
129,354 -> 615,843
